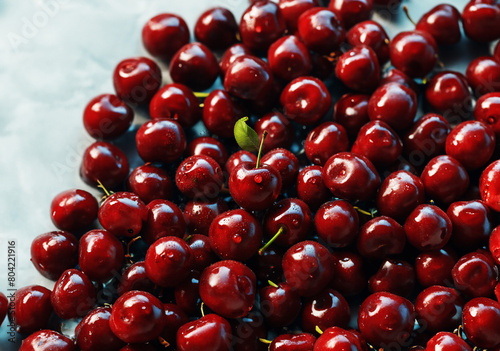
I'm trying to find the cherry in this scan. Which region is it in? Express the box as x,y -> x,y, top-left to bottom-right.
425,332 -> 472,351
188,234 -> 218,271
333,93 -> 370,138
301,288 -> 350,333
194,7 -> 238,51
136,119 -> 187,163
186,137 -> 228,166
199,260 -> 256,319
75,306 -> 125,351
380,68 -> 418,92
278,0 -> 319,32
160,303 -> 189,346
30,231 -> 78,281
297,7 -> 345,54
466,56 -> 500,96
145,236 -> 193,287
261,148 -> 299,189
149,83 -> 201,129
313,327 -> 366,351
83,94 -> 133,140
240,1 -> 286,52
452,251 -> 498,298
357,216 -> 406,259
219,44 -> 253,77
416,4 -> 462,45
372,0 -> 402,7
232,311 -> 268,351
368,82 -> 417,130
11,285 -> 52,334
110,290 -> 166,344
209,209 -> 263,261
170,42 -> 219,91
117,261 -> 155,296
404,204 -> 452,251
51,269 -> 96,319
225,150 -> 257,175
177,314 -> 232,351
142,13 -> 190,60
19,330 -> 75,351
490,226 -> 500,265
475,92 -> 500,136
229,162 -> 282,211
447,200 -> 492,249
268,35 -> 312,82
113,57 -> 161,105
296,165 -> 330,209
425,71 -> 472,114
254,112 -> 294,153
415,286 -> 463,333
315,200 -> 359,248
50,189 -> 98,232
203,89 -> 245,138
98,192 -> 148,238
260,282 -> 301,327
347,20 -> 390,64
462,0 -> 500,43
80,141 -> 129,189
495,40 -> 500,62
127,164 -> 173,204
224,55 -> 274,101
480,160 -> 500,211
254,246 -> 285,285
358,292 -> 415,348
463,297 -> 500,349
329,0 -> 373,29
184,199 -> 228,236
330,252 -> 366,296
270,333 -> 317,351
282,240 -> 333,297
0,293 -> 6,326
176,155 -> 224,200
322,152 -> 381,201
142,199 -> 185,245
336,45 -> 380,93
175,270 -> 202,316
415,247 -> 457,287
369,259 -> 415,297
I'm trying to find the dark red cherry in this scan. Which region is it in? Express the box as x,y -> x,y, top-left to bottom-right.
194,7 -> 238,51
219,43 -> 253,77
50,189 -> 98,232
11,285 -> 52,334
380,68 -> 418,91
255,247 -> 284,283
260,282 -> 301,327
416,4 -> 461,45
110,291 -> 166,344
117,261 -> 155,296
184,198 -> 228,236
98,192 -> 148,238
415,247 -> 457,287
270,333 -> 317,351
186,234 -> 218,271
232,311 -> 268,351
224,55 -> 274,101
160,303 -> 189,346
358,292 -> 415,348
51,269 -> 96,319
203,89 -> 245,138
0,293 -> 7,326
135,119 -> 186,163
209,209 -> 263,261
490,226 -> 500,265
83,94 -> 133,140
421,155 -> 469,204
462,0 -> 500,43
347,20 -> 390,64
239,1 -> 286,52
369,259 -> 415,297
261,148 -> 299,190
425,71 -> 472,114
254,112 -> 294,153
313,327 -> 366,351
75,306 -> 125,351
142,13 -> 190,60
113,57 -> 161,105
30,231 -> 78,281
80,141 -> 129,189
463,297 -> 500,349
296,165 -> 330,210
495,40 -> 500,62
404,204 -> 452,251
447,200 -> 492,249
452,251 -> 498,298
225,150 -> 257,175
302,289 -> 350,334
282,240 -> 333,297
177,314 -> 232,351
466,56 -> 500,96
425,332 -> 472,351
127,164 -> 173,204
278,0 -> 318,32
186,137 -> 228,166
329,0 -> 373,29
357,216 -> 406,259
330,252 -> 366,296
368,82 -> 417,130
372,0 -> 402,7
268,35 -> 312,82
333,93 -> 370,138
480,160 -> 500,212
176,155 -> 224,200
19,330 -> 75,351
297,7 -> 345,54
315,200 -> 359,248
175,270 -> 202,316
149,83 -> 201,129
142,199 -> 185,245
199,260 -> 256,319
415,286 -> 463,333
322,152 -> 381,201
336,45 -> 380,93
145,236 -> 193,287
475,92 -> 500,136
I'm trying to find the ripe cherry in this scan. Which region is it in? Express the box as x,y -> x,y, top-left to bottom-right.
186,137 -> 228,166
176,155 -> 224,200
480,160 -> 500,212
19,330 -> 75,351
296,165 -> 330,209
315,200 -> 359,248
219,43 -> 253,77
475,92 -> 500,136
233,310 -> 268,351
11,285 -> 52,334
380,68 -> 418,91
184,198 -> 228,236
175,270 -> 202,316
268,35 -> 312,82
416,4 -> 461,45
98,192 -> 148,238
254,112 -> 294,153
330,252 -> 366,296
313,327 -> 366,351
136,119 -> 187,163
452,251 -> 498,298
415,247 -> 457,287
462,0 -> 500,43
301,289 -> 350,333
117,261 -> 155,296
50,189 -> 98,232
83,94 -> 133,140
160,303 -> 189,346
347,20 -> 390,64
335,45 -> 380,93
224,55 -> 274,101
127,164 -> 173,204
270,333 -> 317,351
369,259 -> 415,297
404,204 -> 452,251
425,332 -> 472,351
425,71 -> 472,114
333,93 -> 370,137
329,0 -> 373,29
142,13 -> 190,60
203,89 -> 245,138
463,297 -> 500,349
75,306 -> 125,351
261,148 -> 299,190
357,216 -> 406,259
466,56 -> 500,96
447,200 -> 492,249
225,151 -> 257,175
260,282 -> 301,327
415,286 -> 463,333
177,314 -> 232,351
278,0 -> 319,32
51,269 -> 96,319
194,7 -> 238,51
142,199 -> 185,245
490,226 -> 500,265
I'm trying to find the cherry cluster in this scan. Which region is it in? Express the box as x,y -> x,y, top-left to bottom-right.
3,0 -> 500,350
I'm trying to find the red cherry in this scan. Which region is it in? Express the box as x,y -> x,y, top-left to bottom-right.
232,310 -> 270,351
495,40 -> 500,62
447,200 -> 492,249
268,35 -> 312,82
225,150 -> 257,175
380,68 -> 418,91
176,155 -> 224,200
415,247 -> 457,287
270,333 -> 317,351
463,297 -> 500,349
127,164 -> 173,204
135,119 -> 187,163
333,93 -> 370,137
261,148 -> 299,190
142,199 -> 185,245
425,332 -> 472,351
184,198 -> 228,236
160,303 -> 189,346
19,330 -> 75,351
177,314 -> 232,351
452,251 -> 498,298
330,252 -> 366,296
462,0 -> 500,43
416,4 -> 462,45
51,269 -> 96,319
142,13 -> 189,60
480,160 -> 500,211
219,43 -> 253,77
415,286 -> 463,333
475,92 -> 500,136
98,192 -> 148,238
254,112 -> 294,153
368,259 -> 415,297
425,71 -> 472,114
404,204 -> 452,251
313,327 -> 365,351
224,55 -> 274,101
356,216 -> 406,259
202,89 -> 245,138
186,137 -> 228,166
466,56 -> 500,96
75,306 -> 125,351
254,246 -> 284,284
194,7 -> 238,51
260,282 -> 301,327
278,0 -> 319,32
175,270 -> 202,316
347,20 -> 390,64
83,94 -> 133,140
0,293 -> 7,326
11,285 -> 52,334
301,289 -> 350,333
335,45 -> 380,93
186,234 -> 218,271
117,261 -> 155,296
50,189 -> 98,232
296,165 -> 330,209
490,226 -> 500,265
315,200 -> 359,248
328,0 -> 373,29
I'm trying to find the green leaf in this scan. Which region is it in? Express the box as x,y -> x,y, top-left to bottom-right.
234,117 -> 260,152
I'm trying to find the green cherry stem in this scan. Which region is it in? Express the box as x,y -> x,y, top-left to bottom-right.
96,179 -> 113,197
255,130 -> 268,169
315,326 -> 324,335
193,92 -> 210,98
258,225 -> 285,255
259,338 -> 272,344
268,280 -> 278,288
403,6 -> 417,26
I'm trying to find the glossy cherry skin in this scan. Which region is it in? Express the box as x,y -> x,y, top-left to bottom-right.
170,42 -> 219,91
278,0 -> 319,32
336,46 -> 380,93
271,333 -> 317,351
297,7 -> 345,54
149,83 -> 201,129
83,94 -> 133,140
75,306 -> 125,351
268,35 -> 312,82
425,71 -> 472,114
0,292 -> 7,326
480,160 -> 500,211
199,260 -> 256,319
186,137 -> 228,166
415,247 -> 457,287
421,155 -> 470,204
280,76 -> 332,125
389,30 -> 437,78
329,0 -> 373,28
51,269 -> 96,319
224,55 -> 274,101
19,330 -> 75,351
80,141 -> 129,189
475,92 -> 500,136
110,290 -> 166,344
117,261 -> 155,296
254,112 -> 294,153
462,0 -> 500,43
142,199 -> 185,245
203,89 -> 245,138
145,236 -> 193,287
142,13 -> 189,60
368,82 -> 417,130
175,270 -> 202,316
330,252 -> 366,296
261,148 -> 299,190
282,240 -> 333,297
357,216 -> 405,259
159,303 -> 189,346
426,332 -> 472,351
315,200 -> 359,248
98,192 -> 148,238
404,204 -> 452,251
416,4 -> 461,45
184,198 -> 228,236
260,282 -> 301,327
113,57 -> 161,106
302,289 -> 350,334
490,226 -> 500,265
358,292 -> 415,348
219,43 -> 253,77
177,314 -> 232,351
209,209 -> 263,261
135,119 -> 186,163
463,297 -> 500,349
415,286 -> 463,333
229,162 -> 282,211
380,68 -> 418,91
186,234 -> 217,271
225,151 -> 257,175
194,7 -> 238,51
466,57 -> 500,96
333,93 -> 370,137
369,259 -> 415,297
30,231 -> 78,281
347,20 -> 390,64
255,247 -> 285,284
50,189 -> 98,232
11,285 -> 52,334
447,200 -> 492,249
314,327 -> 366,351
452,251 -> 498,298
176,155 -> 224,200
323,152 -> 381,201
296,165 -> 330,209
127,164 -> 173,204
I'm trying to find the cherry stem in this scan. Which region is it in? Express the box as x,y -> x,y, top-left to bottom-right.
403,6 -> 417,26
184,234 -> 193,242
194,92 -> 210,98
158,337 -> 170,348
259,338 -> 272,344
124,236 -> 142,263
268,280 -> 278,288
201,302 -> 206,317
315,326 -> 323,335
255,130 -> 268,169
353,206 -> 377,218
96,179 -> 112,197
258,225 -> 285,255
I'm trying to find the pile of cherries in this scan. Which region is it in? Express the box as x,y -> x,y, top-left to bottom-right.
3,0 -> 500,350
